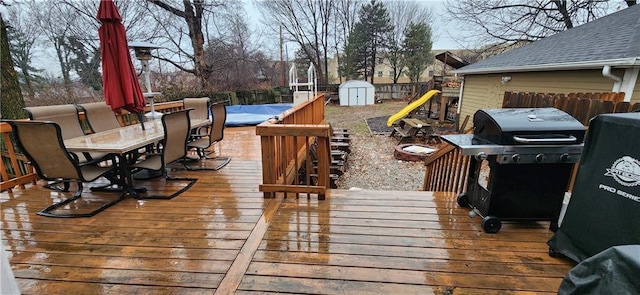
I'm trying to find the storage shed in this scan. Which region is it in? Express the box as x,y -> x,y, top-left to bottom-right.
338,80 -> 375,106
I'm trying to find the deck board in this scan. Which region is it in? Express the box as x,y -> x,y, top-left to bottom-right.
1,126 -> 576,294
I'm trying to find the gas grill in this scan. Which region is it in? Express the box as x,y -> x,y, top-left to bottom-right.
442,108 -> 586,233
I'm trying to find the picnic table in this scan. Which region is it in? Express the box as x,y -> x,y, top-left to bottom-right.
390,118 -> 434,143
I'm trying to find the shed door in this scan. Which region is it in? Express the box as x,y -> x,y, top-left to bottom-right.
349,87 -> 367,105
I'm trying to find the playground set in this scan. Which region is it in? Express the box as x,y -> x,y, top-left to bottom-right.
386,76 -> 460,145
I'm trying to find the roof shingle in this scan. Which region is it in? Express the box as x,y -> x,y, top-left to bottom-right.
456,4 -> 640,74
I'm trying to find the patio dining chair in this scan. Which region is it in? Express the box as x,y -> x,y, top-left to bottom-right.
24,104 -> 114,191
24,104 -> 87,139
185,101 -> 231,170
24,104 -> 113,157
183,97 -> 210,137
77,102 -> 122,133
130,109 -> 197,199
5,120 -> 123,218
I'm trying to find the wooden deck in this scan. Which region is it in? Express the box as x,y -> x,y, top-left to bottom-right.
1,126 -> 575,294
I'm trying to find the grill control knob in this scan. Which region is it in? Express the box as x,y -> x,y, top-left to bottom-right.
535,153 -> 546,163
475,152 -> 487,161
560,153 -> 570,162
511,154 -> 521,163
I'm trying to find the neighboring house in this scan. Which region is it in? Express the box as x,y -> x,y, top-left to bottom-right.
326,49 -> 470,84
454,4 -> 640,122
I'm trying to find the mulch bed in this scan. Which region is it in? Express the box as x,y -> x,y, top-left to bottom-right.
365,116 -> 394,135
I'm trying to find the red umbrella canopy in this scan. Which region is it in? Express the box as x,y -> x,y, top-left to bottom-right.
97,0 -> 146,114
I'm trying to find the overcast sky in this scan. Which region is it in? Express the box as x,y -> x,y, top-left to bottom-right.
245,0 -> 461,50
20,0 -> 460,77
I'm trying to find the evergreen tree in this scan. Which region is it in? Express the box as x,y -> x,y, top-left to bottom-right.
6,24 -> 44,99
401,22 -> 433,84
355,0 -> 393,84
340,23 -> 369,80
66,36 -> 102,92
1,15 -> 27,120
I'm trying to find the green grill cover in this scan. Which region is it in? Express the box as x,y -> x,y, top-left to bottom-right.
548,112 -> 640,263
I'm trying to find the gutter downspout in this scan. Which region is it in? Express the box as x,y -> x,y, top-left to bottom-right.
602,65 -> 622,92
603,65 -> 640,102
620,67 -> 639,102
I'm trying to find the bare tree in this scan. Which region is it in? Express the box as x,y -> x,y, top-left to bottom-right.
255,0 -> 335,85
28,2 -> 75,89
22,0 -> 154,95
444,0 -> 625,50
204,10 -> 269,90
144,0 -> 247,90
384,0 -> 433,84
333,0 -> 362,83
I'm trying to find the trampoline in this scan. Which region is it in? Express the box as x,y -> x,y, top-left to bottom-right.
225,104 -> 293,127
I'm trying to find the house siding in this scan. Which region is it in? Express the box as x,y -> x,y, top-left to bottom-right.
459,74 -> 503,123
459,69 -> 639,124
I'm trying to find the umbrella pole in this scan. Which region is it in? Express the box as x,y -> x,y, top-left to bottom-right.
138,112 -> 145,130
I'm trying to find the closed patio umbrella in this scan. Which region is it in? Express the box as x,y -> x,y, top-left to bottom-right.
97,0 -> 146,126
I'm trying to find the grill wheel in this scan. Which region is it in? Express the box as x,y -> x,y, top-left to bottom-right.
456,193 -> 470,208
482,216 -> 502,233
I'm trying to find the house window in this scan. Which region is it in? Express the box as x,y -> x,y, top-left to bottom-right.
377,71 -> 383,77
428,70 -> 434,77
378,58 -> 384,64
388,71 -> 393,78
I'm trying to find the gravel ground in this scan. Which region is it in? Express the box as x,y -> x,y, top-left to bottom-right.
324,101 -> 442,191
334,133 -> 427,190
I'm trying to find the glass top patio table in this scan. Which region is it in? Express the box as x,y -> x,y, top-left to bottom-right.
64,118 -> 210,154
63,118 -> 210,197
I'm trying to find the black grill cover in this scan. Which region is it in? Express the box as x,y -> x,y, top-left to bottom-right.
473,108 -> 585,145
548,112 -> 640,263
558,245 -> 640,294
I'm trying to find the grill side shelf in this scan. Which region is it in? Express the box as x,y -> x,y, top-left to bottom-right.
441,134 -> 583,163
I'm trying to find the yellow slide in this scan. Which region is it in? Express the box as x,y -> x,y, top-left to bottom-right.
386,89 -> 441,126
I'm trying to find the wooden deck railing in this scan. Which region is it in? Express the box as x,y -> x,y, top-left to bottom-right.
1,101 -> 184,192
256,94 -> 331,200
423,91 -> 639,193
422,130 -> 471,194
0,122 -> 38,193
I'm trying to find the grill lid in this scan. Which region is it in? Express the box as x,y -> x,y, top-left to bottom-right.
474,108 -> 586,145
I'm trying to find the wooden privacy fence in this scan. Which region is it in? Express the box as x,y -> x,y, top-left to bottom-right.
502,92 -> 640,125
256,94 -> 332,200
423,91 -> 639,193
1,101 -> 183,193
